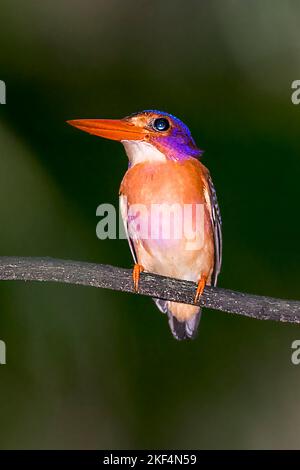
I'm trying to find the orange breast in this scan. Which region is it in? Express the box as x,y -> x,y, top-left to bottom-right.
120,158 -> 208,206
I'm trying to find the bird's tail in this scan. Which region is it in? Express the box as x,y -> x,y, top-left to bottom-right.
154,299 -> 201,340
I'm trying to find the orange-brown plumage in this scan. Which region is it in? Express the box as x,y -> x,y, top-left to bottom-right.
120,159 -> 214,278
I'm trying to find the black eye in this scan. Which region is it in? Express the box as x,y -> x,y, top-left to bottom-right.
153,117 -> 170,132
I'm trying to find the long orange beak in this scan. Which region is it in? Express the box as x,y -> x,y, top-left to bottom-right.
67,119 -> 147,141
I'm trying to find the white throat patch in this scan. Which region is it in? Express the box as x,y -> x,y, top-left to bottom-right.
121,140 -> 166,166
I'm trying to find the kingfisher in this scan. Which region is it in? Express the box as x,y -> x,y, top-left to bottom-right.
68,110 -> 222,340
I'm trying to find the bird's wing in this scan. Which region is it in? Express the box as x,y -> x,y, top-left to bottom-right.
206,173 -> 222,286
119,193 -> 138,264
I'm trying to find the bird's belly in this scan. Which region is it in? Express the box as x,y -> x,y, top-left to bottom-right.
127,193 -> 215,283
135,235 -> 214,282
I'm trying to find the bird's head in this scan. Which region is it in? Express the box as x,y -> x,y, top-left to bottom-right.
67,110 -> 202,164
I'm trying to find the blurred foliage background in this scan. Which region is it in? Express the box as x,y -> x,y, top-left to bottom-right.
0,0 -> 299,449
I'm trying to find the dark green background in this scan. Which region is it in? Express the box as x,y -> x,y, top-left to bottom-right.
0,0 -> 299,449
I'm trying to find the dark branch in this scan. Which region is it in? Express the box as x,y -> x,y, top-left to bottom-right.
0,256 -> 299,322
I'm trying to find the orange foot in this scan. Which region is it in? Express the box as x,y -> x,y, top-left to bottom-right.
194,274 -> 208,304
132,264 -> 144,293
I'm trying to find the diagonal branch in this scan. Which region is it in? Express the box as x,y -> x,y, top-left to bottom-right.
0,256 -> 299,322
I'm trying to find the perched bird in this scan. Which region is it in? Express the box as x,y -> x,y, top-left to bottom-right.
68,110 -> 222,340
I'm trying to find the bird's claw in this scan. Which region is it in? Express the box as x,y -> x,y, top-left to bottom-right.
194,274 -> 207,304
133,264 -> 144,292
